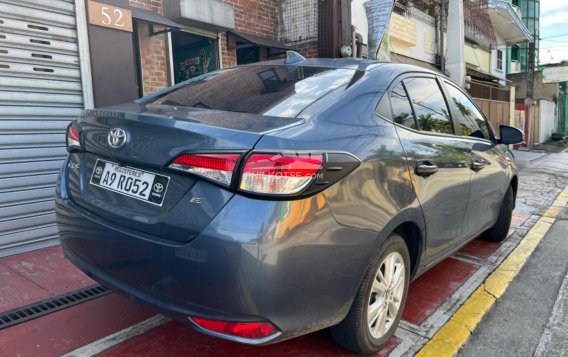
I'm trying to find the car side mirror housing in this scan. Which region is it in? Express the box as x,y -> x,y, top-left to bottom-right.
499,125 -> 524,145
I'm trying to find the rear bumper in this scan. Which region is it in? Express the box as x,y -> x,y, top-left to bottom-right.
55,162 -> 381,343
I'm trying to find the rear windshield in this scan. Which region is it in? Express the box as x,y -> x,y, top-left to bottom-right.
151,65 -> 361,118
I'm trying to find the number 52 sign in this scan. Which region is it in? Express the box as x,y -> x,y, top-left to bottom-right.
88,1 -> 133,32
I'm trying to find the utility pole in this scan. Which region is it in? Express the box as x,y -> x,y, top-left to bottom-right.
526,41 -> 536,145
446,0 -> 465,87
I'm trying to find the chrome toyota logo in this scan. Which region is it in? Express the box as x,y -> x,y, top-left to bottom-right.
108,128 -> 127,149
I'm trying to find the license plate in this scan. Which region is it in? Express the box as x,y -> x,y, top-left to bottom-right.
90,159 -> 169,206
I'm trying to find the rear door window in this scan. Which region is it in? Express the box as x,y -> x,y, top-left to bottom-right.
444,82 -> 492,140
390,83 -> 417,129
403,77 -> 454,135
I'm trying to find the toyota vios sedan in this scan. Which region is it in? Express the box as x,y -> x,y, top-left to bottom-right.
56,52 -> 523,354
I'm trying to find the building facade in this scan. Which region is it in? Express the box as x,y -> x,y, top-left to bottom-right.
509,0 -> 539,73
350,0 -> 530,133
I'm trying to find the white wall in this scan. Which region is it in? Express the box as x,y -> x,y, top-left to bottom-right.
539,100 -> 557,143
351,0 -> 369,46
490,33 -> 507,84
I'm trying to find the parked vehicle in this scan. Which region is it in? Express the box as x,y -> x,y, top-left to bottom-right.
56,52 -> 523,354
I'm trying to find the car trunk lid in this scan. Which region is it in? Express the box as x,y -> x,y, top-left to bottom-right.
66,103 -> 303,242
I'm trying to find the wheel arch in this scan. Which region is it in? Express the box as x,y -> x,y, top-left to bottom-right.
393,222 -> 423,280
376,208 -> 426,281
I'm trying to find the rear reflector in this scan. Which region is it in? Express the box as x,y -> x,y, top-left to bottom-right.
169,154 -> 240,186
239,153 -> 323,195
66,122 -> 81,152
191,317 -> 278,340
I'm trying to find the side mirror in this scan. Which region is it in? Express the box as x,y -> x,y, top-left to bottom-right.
499,125 -> 524,145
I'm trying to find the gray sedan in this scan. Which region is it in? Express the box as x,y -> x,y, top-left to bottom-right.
56,53 -> 523,354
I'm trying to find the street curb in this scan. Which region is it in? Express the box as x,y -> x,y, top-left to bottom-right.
513,152 -> 548,169
415,185 -> 568,357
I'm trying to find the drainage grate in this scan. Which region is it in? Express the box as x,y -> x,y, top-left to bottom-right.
0,284 -> 110,330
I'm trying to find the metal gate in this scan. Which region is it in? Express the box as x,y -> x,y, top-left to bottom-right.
0,0 -> 84,255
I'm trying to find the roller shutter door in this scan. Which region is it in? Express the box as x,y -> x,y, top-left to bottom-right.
0,0 -> 84,255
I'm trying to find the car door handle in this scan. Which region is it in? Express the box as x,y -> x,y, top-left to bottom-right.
471,160 -> 486,172
415,162 -> 439,177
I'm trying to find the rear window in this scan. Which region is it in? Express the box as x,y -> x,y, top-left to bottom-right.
151,65 -> 361,118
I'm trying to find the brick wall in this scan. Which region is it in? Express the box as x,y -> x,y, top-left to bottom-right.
219,0 -> 280,68
221,0 -> 279,39
129,0 -> 170,95
129,0 -> 163,14
128,0 -> 318,94
220,32 -> 237,68
293,40 -> 319,59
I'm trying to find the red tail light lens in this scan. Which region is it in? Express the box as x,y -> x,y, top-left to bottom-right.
191,317 -> 278,340
239,153 -> 323,195
169,154 -> 240,186
66,122 -> 81,152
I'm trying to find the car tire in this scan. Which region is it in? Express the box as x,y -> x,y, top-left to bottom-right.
330,233 -> 410,355
480,185 -> 514,243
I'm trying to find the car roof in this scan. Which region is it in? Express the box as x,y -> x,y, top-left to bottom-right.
241,57 -> 444,77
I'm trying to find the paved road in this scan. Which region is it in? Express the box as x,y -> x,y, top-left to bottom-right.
459,153 -> 568,357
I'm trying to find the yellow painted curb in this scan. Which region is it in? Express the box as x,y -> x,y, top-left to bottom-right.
543,206 -> 562,218
415,188 -> 565,357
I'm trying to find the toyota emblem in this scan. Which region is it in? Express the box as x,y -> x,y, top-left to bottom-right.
108,128 -> 128,149
153,183 -> 164,193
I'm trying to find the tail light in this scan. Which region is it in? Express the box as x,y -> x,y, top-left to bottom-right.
169,153 -> 240,186
66,122 -> 81,152
190,317 -> 279,340
169,152 -> 359,197
239,153 -> 323,195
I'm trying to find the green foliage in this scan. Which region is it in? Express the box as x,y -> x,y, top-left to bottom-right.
417,114 -> 452,134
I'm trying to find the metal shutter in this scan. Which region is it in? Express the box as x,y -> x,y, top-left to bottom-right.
0,0 -> 84,256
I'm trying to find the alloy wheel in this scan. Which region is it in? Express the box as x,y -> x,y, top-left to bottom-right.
367,252 -> 406,339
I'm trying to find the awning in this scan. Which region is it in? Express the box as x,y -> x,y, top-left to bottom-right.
228,31 -> 296,52
487,0 -> 533,44
466,65 -> 502,82
391,53 -> 441,74
131,7 -> 183,36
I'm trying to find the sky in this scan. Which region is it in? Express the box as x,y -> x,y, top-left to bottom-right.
539,1 -> 568,64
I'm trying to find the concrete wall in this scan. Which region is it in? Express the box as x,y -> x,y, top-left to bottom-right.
509,71 -> 559,101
